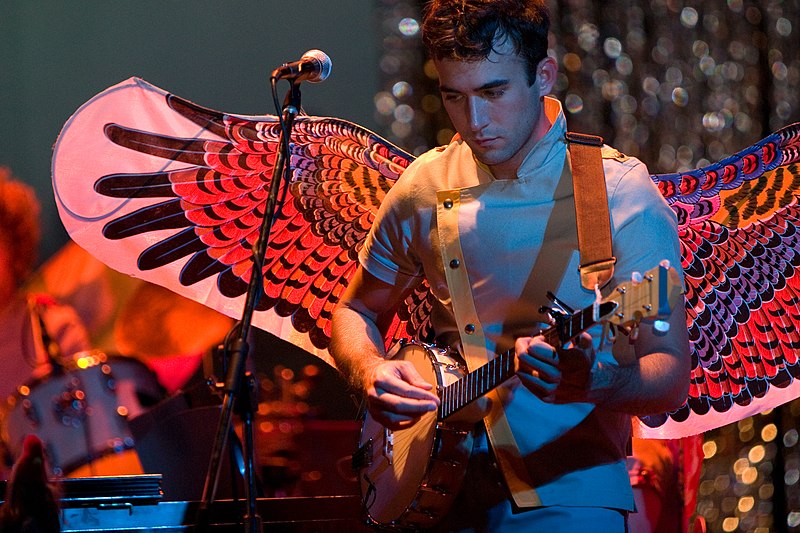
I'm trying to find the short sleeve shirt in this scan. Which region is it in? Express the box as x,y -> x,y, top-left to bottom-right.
359,97 -> 682,510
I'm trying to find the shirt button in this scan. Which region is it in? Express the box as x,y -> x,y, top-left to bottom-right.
464,324 -> 475,334
449,259 -> 460,269
443,199 -> 453,209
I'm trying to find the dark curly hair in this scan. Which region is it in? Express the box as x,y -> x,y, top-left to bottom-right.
421,0 -> 550,85
0,167 -> 41,287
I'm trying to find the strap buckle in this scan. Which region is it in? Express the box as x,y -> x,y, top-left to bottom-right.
579,257 -> 617,290
565,132 -> 604,146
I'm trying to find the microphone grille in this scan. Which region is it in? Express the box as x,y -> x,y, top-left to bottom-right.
301,49 -> 332,83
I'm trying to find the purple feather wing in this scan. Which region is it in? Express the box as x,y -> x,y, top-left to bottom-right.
637,122 -> 800,438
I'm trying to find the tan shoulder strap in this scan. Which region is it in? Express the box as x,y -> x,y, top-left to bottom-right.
435,189 -> 541,508
565,132 -> 615,290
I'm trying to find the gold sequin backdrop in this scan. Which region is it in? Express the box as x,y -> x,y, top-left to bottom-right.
374,0 -> 799,172
373,1 -> 800,532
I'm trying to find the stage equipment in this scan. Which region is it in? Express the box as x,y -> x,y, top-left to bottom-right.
197,52 -> 334,533
270,49 -> 332,84
0,474 -> 371,531
1,351 -> 162,477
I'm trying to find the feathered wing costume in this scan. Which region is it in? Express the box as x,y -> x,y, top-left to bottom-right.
52,77 -> 800,438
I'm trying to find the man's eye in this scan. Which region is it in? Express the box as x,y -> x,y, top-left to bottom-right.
443,93 -> 463,102
484,90 -> 504,99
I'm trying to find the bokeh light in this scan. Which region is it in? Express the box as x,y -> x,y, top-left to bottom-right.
398,17 -> 419,36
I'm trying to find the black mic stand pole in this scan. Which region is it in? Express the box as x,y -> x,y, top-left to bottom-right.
197,79 -> 303,533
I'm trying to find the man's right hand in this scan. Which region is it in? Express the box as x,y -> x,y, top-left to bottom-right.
330,267 -> 440,430
364,359 -> 440,430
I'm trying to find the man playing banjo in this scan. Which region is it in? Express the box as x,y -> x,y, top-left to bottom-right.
330,0 -> 690,530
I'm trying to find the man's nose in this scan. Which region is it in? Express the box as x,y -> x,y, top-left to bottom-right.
468,97 -> 489,132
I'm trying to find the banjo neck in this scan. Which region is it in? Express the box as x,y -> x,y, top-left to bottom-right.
437,300 -> 615,419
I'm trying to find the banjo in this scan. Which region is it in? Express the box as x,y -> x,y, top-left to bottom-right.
352,263 -> 682,529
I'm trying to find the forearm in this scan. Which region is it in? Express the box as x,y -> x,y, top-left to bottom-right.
589,349 -> 690,415
329,303 -> 387,393
590,283 -> 692,415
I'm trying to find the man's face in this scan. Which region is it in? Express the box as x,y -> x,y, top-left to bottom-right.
436,39 -> 553,180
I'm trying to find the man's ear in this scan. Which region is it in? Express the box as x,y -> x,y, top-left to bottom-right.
536,56 -> 558,96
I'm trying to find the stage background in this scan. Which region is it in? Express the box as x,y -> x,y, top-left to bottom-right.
0,0 -> 381,262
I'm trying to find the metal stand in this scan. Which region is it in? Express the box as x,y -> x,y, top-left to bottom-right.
196,80 -> 304,532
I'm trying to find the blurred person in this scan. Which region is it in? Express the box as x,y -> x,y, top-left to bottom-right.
628,436 -> 705,533
0,167 -> 91,475
0,435 -> 60,533
0,167 -> 91,399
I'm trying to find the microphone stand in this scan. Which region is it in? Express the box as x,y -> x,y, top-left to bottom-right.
197,79 -> 304,533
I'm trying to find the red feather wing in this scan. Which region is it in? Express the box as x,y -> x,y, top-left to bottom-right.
53,78 -> 429,364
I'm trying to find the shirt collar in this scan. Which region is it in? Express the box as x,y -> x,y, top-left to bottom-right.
516,96 -> 567,180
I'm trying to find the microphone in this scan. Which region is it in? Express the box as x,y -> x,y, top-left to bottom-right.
270,49 -> 332,83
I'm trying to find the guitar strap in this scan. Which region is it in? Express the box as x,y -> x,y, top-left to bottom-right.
565,132 -> 615,290
434,133 -> 613,507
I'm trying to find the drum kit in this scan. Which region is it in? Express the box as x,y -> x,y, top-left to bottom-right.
0,279 -> 241,481
0,349 -> 164,478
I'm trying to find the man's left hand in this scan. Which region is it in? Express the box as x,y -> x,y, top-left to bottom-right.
516,332 -> 596,403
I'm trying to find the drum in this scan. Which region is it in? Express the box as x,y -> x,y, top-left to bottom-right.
1,351 -> 163,477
